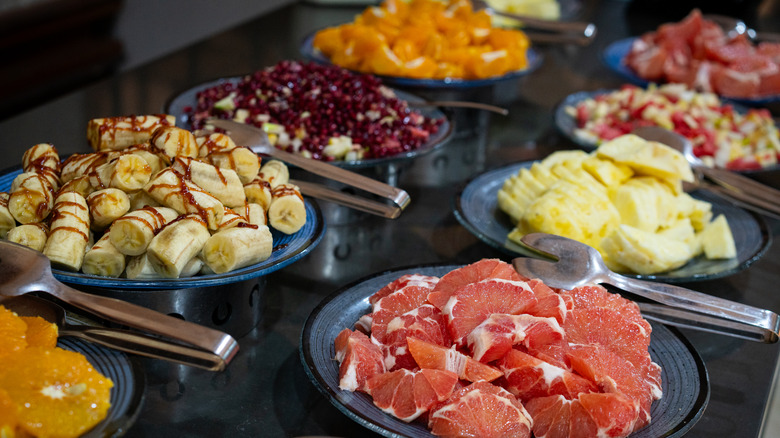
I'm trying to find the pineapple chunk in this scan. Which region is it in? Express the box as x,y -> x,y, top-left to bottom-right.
659,218 -> 701,256
529,162 -> 557,187
582,155 -> 634,187
610,177 -> 675,232
698,214 -> 737,259
540,150 -> 588,169
596,134 -> 695,183
600,224 -> 692,275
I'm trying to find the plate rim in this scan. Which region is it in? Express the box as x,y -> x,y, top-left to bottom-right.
453,161 -> 773,283
299,29 -> 544,89
163,74 -> 455,170
299,262 -> 711,438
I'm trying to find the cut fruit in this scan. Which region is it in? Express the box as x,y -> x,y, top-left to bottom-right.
525,393 -> 639,438
366,368 -> 458,422
498,348 -> 598,402
381,304 -> 452,371
334,328 -> 386,392
0,306 -> 28,358
466,313 -> 564,363
371,284 -> 433,344
407,337 -> 502,382
20,316 -> 58,349
428,381 -> 532,438
369,274 -> 439,306
427,259 -> 521,310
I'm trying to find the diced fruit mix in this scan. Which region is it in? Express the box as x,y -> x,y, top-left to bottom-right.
334,260 -> 661,438
625,9 -> 780,99
188,60 -> 444,162
498,135 -> 737,275
566,83 -> 780,170
312,0 -> 531,80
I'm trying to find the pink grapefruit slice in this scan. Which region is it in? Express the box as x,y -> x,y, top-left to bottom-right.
381,304 -> 452,371
428,381 -> 532,438
562,285 -> 651,338
407,337 -> 502,382
366,368 -> 458,422
334,328 -> 386,392
525,392 -> 639,438
369,274 -> 439,306
498,348 -> 598,402
427,259 -> 521,310
466,313 -> 564,363
370,284 -> 433,344
525,278 -> 572,324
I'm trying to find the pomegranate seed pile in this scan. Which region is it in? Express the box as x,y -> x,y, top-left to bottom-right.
188,61 -> 444,161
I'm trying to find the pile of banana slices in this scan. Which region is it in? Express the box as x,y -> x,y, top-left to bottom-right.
0,114 -> 307,279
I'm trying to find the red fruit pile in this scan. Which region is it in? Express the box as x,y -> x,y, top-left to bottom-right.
625,9 -> 780,99
334,259 -> 662,438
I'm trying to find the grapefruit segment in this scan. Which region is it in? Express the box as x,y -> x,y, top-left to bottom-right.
371,284 -> 434,344
466,313 -> 564,363
427,259 -> 521,310
366,368 -> 457,422
443,278 -> 538,346
407,337 -> 502,382
369,274 -> 439,306
428,381 -> 532,438
334,328 -> 386,392
525,393 -> 638,438
525,278 -> 571,324
381,304 -> 452,371
498,349 -> 598,402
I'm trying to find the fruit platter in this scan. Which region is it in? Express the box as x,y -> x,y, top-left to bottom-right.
302,262 -> 709,438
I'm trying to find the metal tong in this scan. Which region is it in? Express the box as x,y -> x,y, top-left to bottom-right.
471,0 -> 598,46
633,126 -> 780,220
207,118 -> 410,219
0,241 -> 239,371
512,233 -> 780,343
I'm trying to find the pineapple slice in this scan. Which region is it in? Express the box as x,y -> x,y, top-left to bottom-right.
698,214 -> 737,259
610,177 -> 676,232
596,134 -> 695,183
539,150 -> 588,169
659,218 -> 701,256
582,155 -> 634,187
600,224 -> 692,275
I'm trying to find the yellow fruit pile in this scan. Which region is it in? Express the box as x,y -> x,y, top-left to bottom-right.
312,0 -> 531,80
498,134 -> 737,275
0,305 -> 113,438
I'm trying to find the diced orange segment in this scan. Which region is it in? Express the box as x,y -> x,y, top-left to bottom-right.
0,306 -> 27,358
20,316 -> 59,349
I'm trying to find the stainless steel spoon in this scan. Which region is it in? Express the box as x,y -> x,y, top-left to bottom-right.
632,126 -> 780,219
0,241 -> 239,371
704,14 -> 780,43
3,295 -> 227,371
512,233 -> 780,343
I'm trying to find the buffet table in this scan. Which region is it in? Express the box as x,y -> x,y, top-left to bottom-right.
1,1 -> 779,437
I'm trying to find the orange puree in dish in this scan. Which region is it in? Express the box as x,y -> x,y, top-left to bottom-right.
312,0 -> 531,80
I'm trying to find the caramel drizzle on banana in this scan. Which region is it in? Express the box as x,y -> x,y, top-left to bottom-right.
98,114 -> 172,143
49,200 -> 89,242
147,169 -> 217,227
114,206 -> 171,235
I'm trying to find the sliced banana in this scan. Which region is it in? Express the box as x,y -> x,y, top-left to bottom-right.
268,184 -> 306,234
170,156 -> 246,207
87,114 -> 175,152
8,172 -> 55,224
146,214 -> 211,278
0,192 -> 15,238
87,188 -> 131,232
150,125 -> 199,159
89,154 -> 152,192
143,168 -> 225,230
6,223 -> 48,252
109,206 -> 179,256
207,146 -> 261,184
43,191 -> 91,271
259,160 -> 289,188
201,225 -> 273,274
82,230 -> 126,277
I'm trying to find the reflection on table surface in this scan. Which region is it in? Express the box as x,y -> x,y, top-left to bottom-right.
1,1 -> 780,437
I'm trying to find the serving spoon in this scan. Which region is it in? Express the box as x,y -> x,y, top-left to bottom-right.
704,14 -> 780,43
512,233 -> 780,343
3,295 -> 227,371
0,241 -> 239,371
632,126 -> 780,219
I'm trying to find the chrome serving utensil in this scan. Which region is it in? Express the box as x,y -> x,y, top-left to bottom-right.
704,14 -> 780,43
3,295 -> 225,371
632,126 -> 780,219
0,241 -> 239,371
207,118 -> 410,219
471,0 -> 597,45
512,233 -> 780,343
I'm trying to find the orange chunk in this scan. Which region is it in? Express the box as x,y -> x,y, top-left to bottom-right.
20,316 -> 58,349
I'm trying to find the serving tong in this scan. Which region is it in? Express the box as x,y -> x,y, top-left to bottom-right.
470,0 -> 597,46
0,241 -> 239,371
633,126 -> 780,220
207,118 -> 410,219
512,233 -> 780,343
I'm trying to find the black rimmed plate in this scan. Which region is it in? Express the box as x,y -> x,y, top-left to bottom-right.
0,166 -> 325,290
164,76 -> 453,170
454,162 -> 772,283
300,264 -> 710,438
299,31 -> 543,90
59,337 -> 145,437
553,89 -> 780,178
602,38 -> 780,106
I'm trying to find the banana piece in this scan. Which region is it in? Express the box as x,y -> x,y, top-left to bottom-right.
22,143 -> 60,190
259,160 -> 289,188
124,253 -> 158,279
8,172 -> 55,224
201,224 -> 273,273
268,184 -> 306,234
121,143 -> 168,174
82,230 -> 126,277
60,175 -> 95,198
243,176 -> 273,210
146,214 -> 211,278
127,190 -> 161,211
87,114 -> 176,151
170,156 -> 246,207
6,223 -> 48,252
143,168 -> 225,230
86,188 -> 131,232
207,146 -> 261,184
218,207 -> 247,230
89,154 -> 152,192
241,202 -> 267,226
61,152 -> 109,183
43,191 -> 91,271
197,132 -> 237,157
150,125 -> 199,159
109,206 -> 179,256
0,193 -> 15,238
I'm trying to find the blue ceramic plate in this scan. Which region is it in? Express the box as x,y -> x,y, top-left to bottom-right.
454,162 -> 772,283
165,76 -> 453,170
300,264 -> 710,438
602,38 -> 780,106
300,31 -> 543,89
0,166 -> 325,290
60,337 -> 145,437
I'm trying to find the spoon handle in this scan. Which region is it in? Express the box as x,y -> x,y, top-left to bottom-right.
608,274 -> 780,343
51,283 -> 239,370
